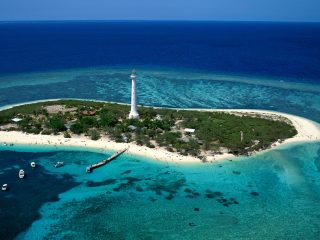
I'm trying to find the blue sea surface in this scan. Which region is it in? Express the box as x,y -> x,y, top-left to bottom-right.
0,21 -> 320,82
0,21 -> 320,239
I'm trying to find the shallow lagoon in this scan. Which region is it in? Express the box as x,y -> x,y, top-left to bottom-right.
0,141 -> 319,239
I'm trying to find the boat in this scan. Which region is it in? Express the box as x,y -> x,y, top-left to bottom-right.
19,169 -> 25,179
30,162 -> 36,168
2,184 -> 8,191
54,162 -> 64,168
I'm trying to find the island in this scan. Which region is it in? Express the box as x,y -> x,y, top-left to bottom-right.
1,98 -> 318,163
1,70 -> 318,164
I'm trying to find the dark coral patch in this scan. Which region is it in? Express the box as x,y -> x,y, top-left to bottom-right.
86,179 -> 117,187
120,170 -> 132,175
122,177 -> 143,183
205,190 -> 223,199
148,177 -> 186,197
184,188 -> 192,193
166,194 -> 174,200
250,191 -> 259,196
185,195 -> 194,198
184,188 -> 201,197
213,191 -> 223,197
206,193 -> 214,199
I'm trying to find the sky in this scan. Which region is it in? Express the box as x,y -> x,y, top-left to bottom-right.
0,0 -> 319,22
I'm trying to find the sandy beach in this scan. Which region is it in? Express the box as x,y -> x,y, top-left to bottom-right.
0,106 -> 319,164
0,130 -> 235,164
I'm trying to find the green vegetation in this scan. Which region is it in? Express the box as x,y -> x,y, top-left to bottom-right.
89,129 -> 101,141
0,99 -> 297,158
47,116 -> 66,134
64,131 -> 71,138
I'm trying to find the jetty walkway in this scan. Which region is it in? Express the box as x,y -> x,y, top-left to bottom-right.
86,148 -> 128,173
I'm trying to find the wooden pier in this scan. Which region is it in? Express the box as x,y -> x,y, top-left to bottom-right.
86,148 -> 128,173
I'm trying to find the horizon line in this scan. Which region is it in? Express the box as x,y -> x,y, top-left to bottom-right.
0,19 -> 320,24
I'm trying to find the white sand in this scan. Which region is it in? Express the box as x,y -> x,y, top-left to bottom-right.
0,108 -> 319,164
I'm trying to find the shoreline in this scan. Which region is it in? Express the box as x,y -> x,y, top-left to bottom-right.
0,131 -> 235,164
0,100 -> 319,164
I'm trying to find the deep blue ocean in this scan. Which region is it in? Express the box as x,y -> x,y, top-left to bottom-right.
1,21 -> 320,81
0,21 -> 320,239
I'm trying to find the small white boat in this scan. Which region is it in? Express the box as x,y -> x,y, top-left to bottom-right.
30,162 -> 36,168
2,184 -> 8,191
19,169 -> 25,179
54,162 -> 64,168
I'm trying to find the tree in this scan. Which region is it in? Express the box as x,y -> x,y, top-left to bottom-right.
47,116 -> 66,133
99,113 -> 118,127
80,117 -> 97,129
70,122 -> 84,134
64,131 -> 71,138
90,129 -> 100,140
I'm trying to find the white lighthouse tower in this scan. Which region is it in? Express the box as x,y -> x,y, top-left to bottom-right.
128,70 -> 139,119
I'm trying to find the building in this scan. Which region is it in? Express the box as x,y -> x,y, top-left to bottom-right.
128,70 -> 139,119
11,117 -> 22,123
184,128 -> 195,133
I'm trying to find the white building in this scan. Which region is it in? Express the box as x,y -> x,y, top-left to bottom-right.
129,70 -> 139,119
11,117 -> 22,123
184,128 -> 195,133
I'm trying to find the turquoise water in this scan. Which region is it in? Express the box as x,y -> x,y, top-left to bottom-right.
0,142 -> 319,239
0,67 -> 320,239
1,21 -> 320,239
1,67 -> 320,122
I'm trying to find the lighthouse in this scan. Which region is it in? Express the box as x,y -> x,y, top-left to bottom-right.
128,70 -> 139,119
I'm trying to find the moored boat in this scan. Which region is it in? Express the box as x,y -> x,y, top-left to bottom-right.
31,162 -> 36,168
54,162 -> 64,168
19,169 -> 25,179
2,184 -> 8,191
